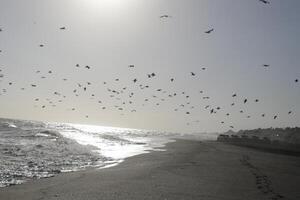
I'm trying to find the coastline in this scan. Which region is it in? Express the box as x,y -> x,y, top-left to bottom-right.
1,140 -> 299,200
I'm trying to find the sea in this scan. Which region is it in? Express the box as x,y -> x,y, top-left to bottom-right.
0,118 -> 216,187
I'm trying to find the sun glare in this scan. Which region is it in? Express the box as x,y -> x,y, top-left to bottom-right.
88,0 -> 124,9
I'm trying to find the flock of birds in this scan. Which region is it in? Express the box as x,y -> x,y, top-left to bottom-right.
0,0 -> 299,130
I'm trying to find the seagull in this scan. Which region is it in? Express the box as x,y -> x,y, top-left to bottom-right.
295,79 -> 298,83
128,64 -> 134,68
191,72 -> 196,76
263,64 -> 270,67
244,99 -> 248,104
230,126 -> 234,129
202,67 -> 206,70
85,66 -> 90,69
60,27 -> 66,30
288,111 -> 292,115
274,115 -> 278,119
39,44 -> 44,47
205,28 -> 214,34
232,93 -> 237,97
76,64 -> 80,67
133,78 -> 137,83
262,114 -> 265,117
255,99 -> 259,102
170,78 -> 174,82
259,0 -> 270,4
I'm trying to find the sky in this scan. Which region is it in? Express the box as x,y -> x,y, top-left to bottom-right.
0,0 -> 299,133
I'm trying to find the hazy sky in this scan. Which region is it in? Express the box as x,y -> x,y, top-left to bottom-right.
0,0 -> 299,133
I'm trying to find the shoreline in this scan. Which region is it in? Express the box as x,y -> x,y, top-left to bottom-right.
1,140 -> 299,200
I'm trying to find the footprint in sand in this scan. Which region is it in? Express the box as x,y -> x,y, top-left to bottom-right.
240,155 -> 285,200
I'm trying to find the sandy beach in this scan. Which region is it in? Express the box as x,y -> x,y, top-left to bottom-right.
0,140 -> 299,200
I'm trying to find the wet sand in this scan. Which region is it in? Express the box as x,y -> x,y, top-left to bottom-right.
0,140 -> 299,200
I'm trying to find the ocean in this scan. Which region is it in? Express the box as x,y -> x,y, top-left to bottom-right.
0,118 -> 215,187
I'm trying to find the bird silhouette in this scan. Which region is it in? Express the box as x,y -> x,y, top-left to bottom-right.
259,0 -> 270,4
274,115 -> 278,119
85,66 -> 90,69
60,27 -> 66,30
205,28 -> 214,34
160,15 -> 171,19
295,79 -> 298,83
263,64 -> 270,67
244,99 -> 248,104
191,72 -> 196,76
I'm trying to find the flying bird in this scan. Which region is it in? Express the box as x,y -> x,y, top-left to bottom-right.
295,79 -> 298,83
85,66 -> 90,69
274,115 -> 278,119
205,28 -> 214,34
128,65 -> 134,68
160,15 -> 171,19
60,27 -> 66,30
263,64 -> 270,67
244,99 -> 248,104
259,0 -> 270,4
191,72 -> 196,76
